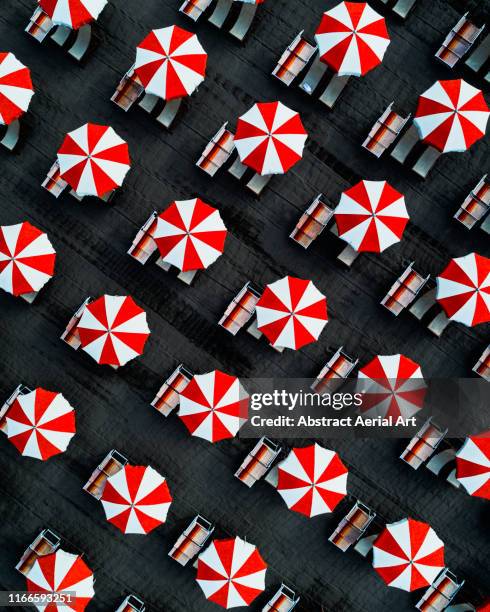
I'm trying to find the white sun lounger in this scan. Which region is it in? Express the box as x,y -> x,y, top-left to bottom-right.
412,146 -> 442,178
229,3 -> 258,41
319,75 -> 350,109
68,25 -> 92,61
208,0 -> 233,28
390,124 -> 420,163
0,120 -> 20,151
393,0 -> 417,19
299,55 -> 327,94
228,157 -> 248,179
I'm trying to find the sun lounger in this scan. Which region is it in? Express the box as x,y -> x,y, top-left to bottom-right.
25,7 -> 54,42
263,583 -> 300,612
290,194 -> 334,248
67,24 -> 92,61
229,3 -> 258,41
416,568 -> 464,612
228,156 -> 248,179
197,122 -> 235,176
409,285 -> 437,320
436,13 -> 484,68
246,172 -> 271,195
273,31 -> 316,86
0,384 -> 32,433
208,0 -> 233,28
180,0 -> 214,21
337,243 -> 359,267
138,92 -> 160,114
42,160 -> 69,198
112,65 -> 145,111
169,515 -> 214,566
128,212 -> 159,264
319,74 -> 350,109
454,175 -> 490,229
311,347 -> 358,394
83,449 -> 128,499
51,25 -> 72,47
116,595 -> 146,612
363,103 -> 411,158
299,55 -> 327,94
465,33 -> 490,72
61,297 -> 93,349
400,418 -> 447,469
329,501 -> 376,552
381,262 -> 430,316
472,345 -> 490,381
235,437 -> 281,487
152,364 -> 194,416
392,0 -> 417,19
176,269 -> 198,284
16,529 -> 61,576
390,124 -> 420,163
156,98 -> 183,128
482,212 -> 490,234
219,281 -> 262,335
353,533 -> 379,557
0,120 -> 20,151
412,146 -> 442,178
427,310 -> 450,337
426,447 -> 456,477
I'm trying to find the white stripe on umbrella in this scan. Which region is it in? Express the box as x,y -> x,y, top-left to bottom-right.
436,253 -> 490,327
135,26 -> 207,100
39,0 -> 107,29
0,222 -> 56,297
26,550 -> 94,611
414,80 -> 489,153
456,434 -> 490,499
373,518 -> 445,591
0,53 -> 34,125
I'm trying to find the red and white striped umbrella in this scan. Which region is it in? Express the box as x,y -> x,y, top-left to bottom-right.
100,464 -> 173,534
178,370 -> 249,443
77,295 -> 150,366
276,443 -> 348,517
356,354 -> 427,420
234,101 -> 307,175
39,0 -> 107,29
5,388 -> 75,460
152,198 -> 227,272
255,276 -> 328,350
0,52 -> 34,126
196,536 -> 267,608
315,2 -> 390,76
334,180 -> 409,253
436,253 -> 490,327
414,79 -> 490,153
0,222 -> 56,298
26,550 -> 94,611
135,26 -> 207,101
456,433 -> 490,500
373,518 -> 445,592
57,123 -> 131,198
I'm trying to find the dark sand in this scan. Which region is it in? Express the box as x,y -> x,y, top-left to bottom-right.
1,0 -> 489,610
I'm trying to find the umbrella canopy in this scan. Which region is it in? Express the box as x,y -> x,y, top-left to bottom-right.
356,354 -> 427,419
77,295 -> 150,367
57,123 -> 131,198
436,253 -> 490,327
26,550 -> 94,611
315,2 -> 390,76
334,180 -> 409,253
456,433 -> 490,500
100,465 -> 173,534
234,101 -> 307,175
255,276 -> 328,350
0,222 -> 56,298
414,79 -> 490,153
135,26 -> 207,101
196,536 -> 267,608
6,388 -> 75,460
178,370 -> 249,443
0,52 -> 34,126
152,198 -> 227,272
39,0 -> 107,29
373,518 -> 445,592
276,443 -> 348,517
